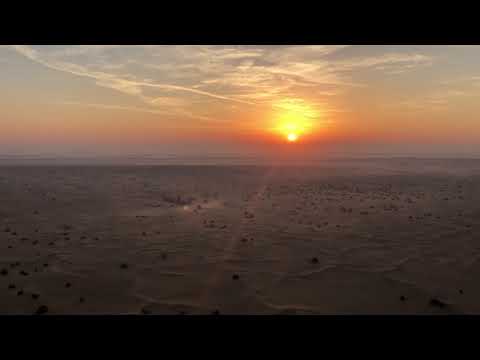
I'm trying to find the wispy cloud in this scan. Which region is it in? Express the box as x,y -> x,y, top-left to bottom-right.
58,101 -> 214,123
333,53 -> 432,71
11,45 -> 435,125
11,45 -> 254,105
391,87 -> 474,113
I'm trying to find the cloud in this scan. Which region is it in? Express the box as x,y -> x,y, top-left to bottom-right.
333,53 -> 432,71
11,45 -> 254,105
11,45 -> 434,124
391,87 -> 473,113
58,101 -> 214,123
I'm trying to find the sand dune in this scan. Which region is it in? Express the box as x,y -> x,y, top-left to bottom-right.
1,159 -> 480,314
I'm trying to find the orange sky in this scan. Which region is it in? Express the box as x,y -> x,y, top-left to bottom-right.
1,45 -> 480,158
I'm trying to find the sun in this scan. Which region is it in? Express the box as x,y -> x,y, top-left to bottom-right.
287,133 -> 298,142
275,121 -> 306,143
270,98 -> 321,143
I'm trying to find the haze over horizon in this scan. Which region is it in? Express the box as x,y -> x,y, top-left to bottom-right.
2,45 -> 480,159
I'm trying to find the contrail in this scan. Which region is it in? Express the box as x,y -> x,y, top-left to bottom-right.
11,45 -> 256,106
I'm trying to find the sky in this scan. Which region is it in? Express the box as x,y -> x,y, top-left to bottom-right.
1,45 -> 480,159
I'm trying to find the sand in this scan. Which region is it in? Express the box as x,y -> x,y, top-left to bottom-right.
1,158 -> 480,314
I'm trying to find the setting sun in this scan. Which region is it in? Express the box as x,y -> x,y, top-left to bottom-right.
287,133 -> 298,142
270,99 -> 319,143
274,120 -> 309,143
